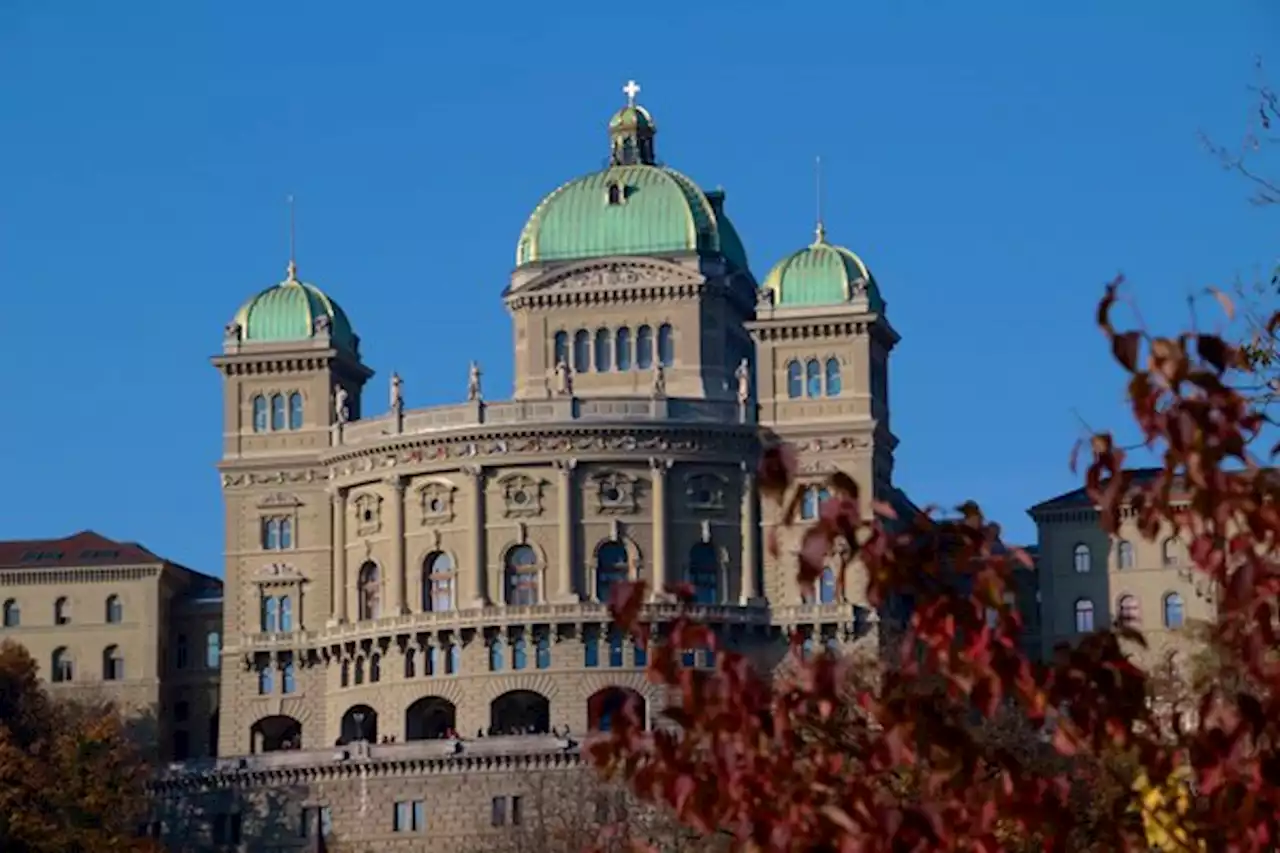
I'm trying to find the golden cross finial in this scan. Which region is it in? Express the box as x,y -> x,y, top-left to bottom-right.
814,156 -> 827,244
286,194 -> 298,281
623,79 -> 641,107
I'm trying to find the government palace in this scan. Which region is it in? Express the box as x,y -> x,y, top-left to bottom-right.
0,83 -> 1214,852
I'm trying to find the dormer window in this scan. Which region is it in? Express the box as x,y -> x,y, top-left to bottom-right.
607,183 -> 624,206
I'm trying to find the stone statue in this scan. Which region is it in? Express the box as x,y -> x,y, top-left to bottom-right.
467,361 -> 482,402
755,287 -> 775,309
223,321 -> 241,342
333,385 -> 350,425
313,314 -> 332,335
651,363 -> 666,397
735,358 -> 750,405
389,372 -> 403,411
555,359 -> 573,396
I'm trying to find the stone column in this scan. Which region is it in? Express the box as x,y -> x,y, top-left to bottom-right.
465,465 -> 488,606
739,463 -> 761,605
649,457 -> 670,601
387,475 -> 407,615
330,487 -> 348,624
554,458 -> 577,602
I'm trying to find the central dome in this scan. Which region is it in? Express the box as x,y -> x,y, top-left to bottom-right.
515,87 -> 750,273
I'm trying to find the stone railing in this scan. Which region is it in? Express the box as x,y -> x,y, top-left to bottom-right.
158,733 -> 588,780
335,396 -> 749,447
239,601 -> 870,652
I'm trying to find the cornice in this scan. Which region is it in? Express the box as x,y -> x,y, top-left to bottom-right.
320,422 -> 760,485
503,259 -> 708,312
0,564 -> 162,586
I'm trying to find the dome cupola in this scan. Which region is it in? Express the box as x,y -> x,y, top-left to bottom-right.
513,81 -> 752,274
226,262 -> 358,353
761,223 -> 883,312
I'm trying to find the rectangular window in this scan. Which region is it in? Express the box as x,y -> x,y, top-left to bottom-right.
583,628 -> 599,668
412,800 -> 425,831
511,795 -> 523,826
394,801 -> 411,832
491,796 -> 507,827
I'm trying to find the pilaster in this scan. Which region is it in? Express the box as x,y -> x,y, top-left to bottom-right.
329,487 -> 348,625
465,465 -> 488,606
553,458 -> 578,603
387,475 -> 408,615
649,457 -> 671,601
739,463 -> 762,605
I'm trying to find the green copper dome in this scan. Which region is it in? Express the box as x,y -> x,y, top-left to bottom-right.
762,227 -> 883,311
231,263 -> 357,351
515,88 -> 752,274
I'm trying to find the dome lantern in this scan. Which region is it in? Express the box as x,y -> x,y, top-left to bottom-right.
608,80 -> 656,166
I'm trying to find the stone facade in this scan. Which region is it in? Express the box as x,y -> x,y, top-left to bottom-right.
0,531 -> 223,762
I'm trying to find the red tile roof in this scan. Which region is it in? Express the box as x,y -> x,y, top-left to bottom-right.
0,530 -> 165,570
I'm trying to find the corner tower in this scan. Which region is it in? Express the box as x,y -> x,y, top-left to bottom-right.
748,224 -> 899,603
211,261 -> 372,755
505,82 -> 758,401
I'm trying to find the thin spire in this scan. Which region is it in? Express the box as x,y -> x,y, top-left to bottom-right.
814,156 -> 826,244
285,194 -> 298,281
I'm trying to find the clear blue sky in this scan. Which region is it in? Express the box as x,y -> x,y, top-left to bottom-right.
0,2 -> 1274,574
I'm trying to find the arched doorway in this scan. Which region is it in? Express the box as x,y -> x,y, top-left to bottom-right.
405,697 -> 457,741
587,687 -> 647,732
339,704 -> 378,745
489,690 -> 550,735
249,715 -> 301,753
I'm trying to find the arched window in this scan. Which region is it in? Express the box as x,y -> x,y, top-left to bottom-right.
583,628 -> 600,667
369,653 -> 381,682
340,660 -> 350,687
1162,538 -> 1181,566
288,392 -> 303,430
819,567 -> 838,604
262,518 -> 279,550
358,562 -> 380,620
1117,540 -> 1134,569
805,359 -> 821,398
636,324 -> 654,369
279,596 -> 293,632
688,543 -> 719,605
512,632 -> 528,671
504,545 -> 540,606
279,518 -> 292,549
1074,599 -> 1095,634
354,657 -> 365,685
261,596 -> 279,632
824,358 -> 842,396
1073,544 -> 1091,574
103,645 -> 124,681
1117,594 -> 1141,627
535,632 -> 551,669
573,330 -> 590,373
53,597 -> 69,625
615,327 -> 632,371
258,664 -> 274,695
175,634 -> 188,669
594,328 -> 612,372
251,395 -> 268,432
489,636 -> 505,672
270,394 -> 286,431
657,323 -> 674,366
595,541 -> 629,603
423,552 -> 454,612
786,361 -> 803,399
206,632 -> 221,669
105,595 -> 123,624
51,647 -> 72,683
553,331 -> 569,366
1163,593 -> 1185,629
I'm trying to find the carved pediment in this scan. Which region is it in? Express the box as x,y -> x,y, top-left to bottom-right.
516,260 -> 703,296
497,474 -> 544,518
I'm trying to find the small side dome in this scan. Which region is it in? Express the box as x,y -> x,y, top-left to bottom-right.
762,227 -> 883,312
227,263 -> 357,351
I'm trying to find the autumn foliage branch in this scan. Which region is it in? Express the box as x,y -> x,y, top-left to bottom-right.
590,277 -> 1280,852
